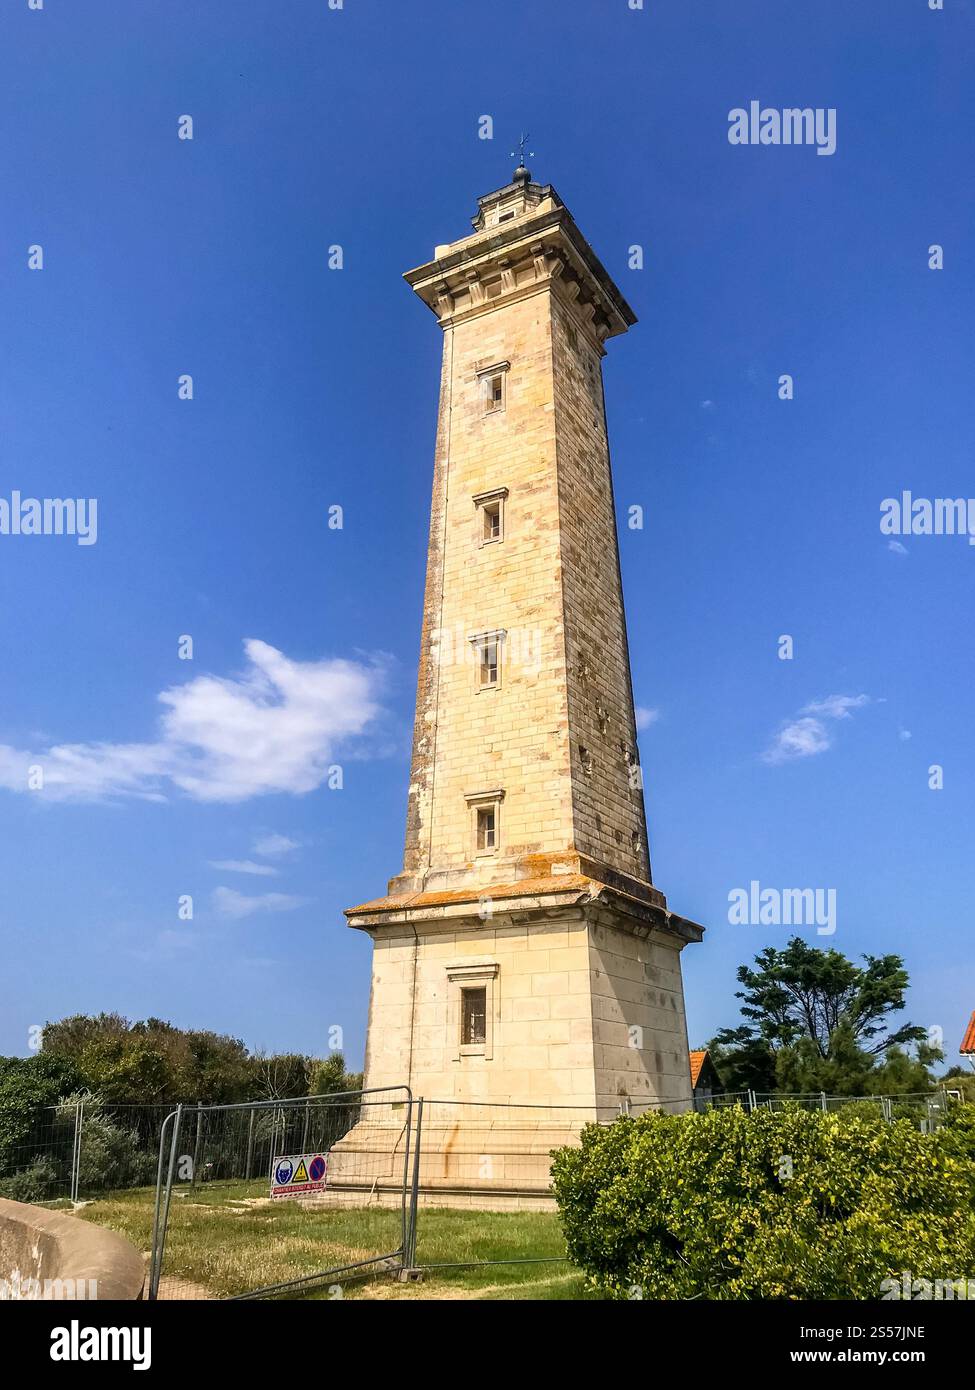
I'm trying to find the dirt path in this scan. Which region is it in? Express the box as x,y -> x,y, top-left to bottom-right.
358,1269 -> 580,1300
155,1276 -> 215,1301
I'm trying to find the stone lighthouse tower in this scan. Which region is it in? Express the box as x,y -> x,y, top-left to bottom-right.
333,164 -> 704,1205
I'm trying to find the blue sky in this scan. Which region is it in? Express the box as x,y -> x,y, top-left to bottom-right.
1,0 -> 972,1073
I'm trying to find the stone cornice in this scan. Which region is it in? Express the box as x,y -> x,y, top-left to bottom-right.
403,200 -> 637,344
345,874 -> 704,948
471,178 -> 557,228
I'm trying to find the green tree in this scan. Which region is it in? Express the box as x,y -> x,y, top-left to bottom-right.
40,1013 -> 362,1108
177,1030 -> 253,1103
74,1036 -> 174,1105
710,938 -> 934,1096
43,1014 -> 255,1104
41,1013 -> 130,1059
0,1053 -> 83,1178
309,1053 -> 363,1096
705,1030 -> 777,1092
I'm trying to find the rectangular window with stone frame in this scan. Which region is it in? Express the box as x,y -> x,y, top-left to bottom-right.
447,961 -> 499,1060
461,987 -> 487,1046
473,487 -> 508,548
477,360 -> 509,415
465,789 -> 504,857
469,627 -> 505,692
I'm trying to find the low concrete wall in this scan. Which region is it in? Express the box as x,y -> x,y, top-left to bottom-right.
0,1197 -> 145,1300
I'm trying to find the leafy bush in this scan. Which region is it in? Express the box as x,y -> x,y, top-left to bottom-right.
55,1094 -> 157,1193
944,1072 -> 975,1105
0,1095 -> 157,1201
939,1102 -> 975,1169
0,1157 -> 60,1202
0,1054 -> 82,1179
551,1103 -> 975,1300
42,1014 -> 259,1104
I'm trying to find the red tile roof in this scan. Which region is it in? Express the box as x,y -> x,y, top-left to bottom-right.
961,1011 -> 975,1054
689,1049 -> 708,1088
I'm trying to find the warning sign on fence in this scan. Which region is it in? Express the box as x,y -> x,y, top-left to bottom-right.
270,1152 -> 328,1198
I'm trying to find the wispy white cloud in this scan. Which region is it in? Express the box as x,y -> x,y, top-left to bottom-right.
0,741 -> 173,803
253,833 -> 301,858
763,716 -> 832,764
888,539 -> 908,555
211,887 -> 308,920
800,694 -> 870,721
0,639 -> 385,804
763,694 -> 871,765
209,859 -> 280,877
635,706 -> 660,731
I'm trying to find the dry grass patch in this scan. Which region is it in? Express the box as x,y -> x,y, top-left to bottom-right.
76,1180 -> 597,1300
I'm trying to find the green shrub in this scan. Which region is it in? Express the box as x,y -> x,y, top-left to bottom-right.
55,1094 -> 157,1193
890,1099 -> 928,1128
551,1104 -> 975,1300
0,1054 -> 82,1178
0,1157 -> 60,1202
939,1102 -> 975,1169
944,1073 -> 975,1105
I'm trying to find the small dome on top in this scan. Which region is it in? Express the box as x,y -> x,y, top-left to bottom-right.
513,163 -> 531,184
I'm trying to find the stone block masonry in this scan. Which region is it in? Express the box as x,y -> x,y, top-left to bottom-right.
327,165 -> 705,1206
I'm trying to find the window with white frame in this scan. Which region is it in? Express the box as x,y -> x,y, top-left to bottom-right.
480,637 -> 499,688
477,360 -> 510,415
465,789 -> 504,856
473,487 -> 508,547
469,628 -> 506,691
483,498 -> 502,541
476,805 -> 496,851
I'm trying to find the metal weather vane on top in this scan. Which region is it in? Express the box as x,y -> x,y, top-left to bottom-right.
510,131 -> 535,177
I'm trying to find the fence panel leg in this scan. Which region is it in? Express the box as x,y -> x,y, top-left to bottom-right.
245,1107 -> 255,1179
149,1110 -> 175,1299
69,1100 -> 83,1203
191,1102 -> 203,1188
407,1098 -> 423,1269
149,1104 -> 184,1301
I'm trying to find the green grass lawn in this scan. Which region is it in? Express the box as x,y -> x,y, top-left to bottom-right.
74,1180 -> 599,1301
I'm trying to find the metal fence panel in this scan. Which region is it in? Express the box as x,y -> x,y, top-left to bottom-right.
0,1101 -> 78,1201
147,1086 -> 416,1300
0,1085 -> 956,1215
1,1083 -> 962,1299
